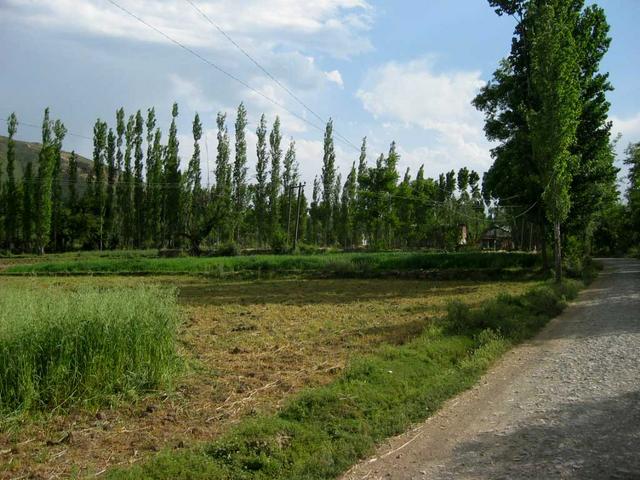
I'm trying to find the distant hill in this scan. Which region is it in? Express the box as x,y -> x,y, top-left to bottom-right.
0,135 -> 93,183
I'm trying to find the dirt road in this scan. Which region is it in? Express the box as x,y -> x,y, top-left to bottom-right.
343,258 -> 640,480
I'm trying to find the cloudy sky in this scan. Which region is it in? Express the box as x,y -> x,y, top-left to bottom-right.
0,0 -> 638,190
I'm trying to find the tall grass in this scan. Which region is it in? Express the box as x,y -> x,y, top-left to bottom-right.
0,285 -> 179,413
4,251 -> 540,277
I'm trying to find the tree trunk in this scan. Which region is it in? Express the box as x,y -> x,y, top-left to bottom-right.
553,220 -> 562,283
541,221 -> 549,271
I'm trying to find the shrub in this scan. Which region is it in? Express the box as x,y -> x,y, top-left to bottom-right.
214,242 -> 240,257
0,285 -> 180,413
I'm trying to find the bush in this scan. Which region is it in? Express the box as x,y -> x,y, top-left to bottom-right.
444,280 -> 581,341
214,242 -> 240,257
0,285 -> 180,413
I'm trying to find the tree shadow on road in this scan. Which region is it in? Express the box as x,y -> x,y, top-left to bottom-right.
439,390 -> 640,479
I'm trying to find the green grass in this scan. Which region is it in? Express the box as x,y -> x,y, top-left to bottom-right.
106,279 -> 580,480
3,251 -> 540,277
0,285 -> 180,414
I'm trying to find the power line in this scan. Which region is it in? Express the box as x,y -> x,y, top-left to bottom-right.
104,0 -> 359,153
183,0 -> 360,152
2,116 -> 93,141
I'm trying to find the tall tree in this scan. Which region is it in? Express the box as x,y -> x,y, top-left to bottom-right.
120,114 -> 135,247
320,119 -> 337,244
4,113 -> 19,249
254,114 -> 269,245
232,103 -> 249,242
340,162 -> 358,247
529,0 -> 581,282
476,0 -> 616,260
623,142 -> 640,247
214,112 -> 232,242
268,116 -> 282,243
67,151 -> 79,245
105,129 -> 117,247
144,108 -> 157,244
92,119 -> 108,250
133,110 -> 145,247
22,162 -> 34,251
35,109 -> 66,254
281,140 -> 298,239
164,103 -> 181,247
184,113 -> 206,254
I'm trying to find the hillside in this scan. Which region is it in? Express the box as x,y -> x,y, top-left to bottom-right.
0,135 -> 92,182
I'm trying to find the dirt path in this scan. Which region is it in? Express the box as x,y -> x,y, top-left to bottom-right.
343,258 -> 640,480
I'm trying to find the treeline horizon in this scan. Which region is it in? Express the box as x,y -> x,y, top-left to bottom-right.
1,105 -> 490,255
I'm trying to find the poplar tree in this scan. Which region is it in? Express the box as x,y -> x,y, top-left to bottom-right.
67,151 -> 79,244
268,116 -> 282,243
529,0 -> 581,282
92,119 -> 108,250
115,108 -> 126,243
340,163 -> 357,247
105,129 -> 117,247
254,114 -> 268,245
309,176 -> 322,245
22,162 -> 34,251
320,119 -> 336,243
215,112 -> 232,242
281,140 -> 298,238
145,108 -> 157,243
185,113 -> 205,254
51,118 -> 65,251
355,137 -> 368,245
164,103 -> 181,246
4,113 -> 19,249
148,129 -> 163,245
133,110 -> 145,246
232,103 -> 249,242
120,114 -> 135,246
35,109 -> 66,254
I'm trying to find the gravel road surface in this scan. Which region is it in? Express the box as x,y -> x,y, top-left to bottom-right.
343,258 -> 640,480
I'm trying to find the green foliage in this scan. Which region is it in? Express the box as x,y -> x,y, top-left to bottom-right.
0,285 -> 179,413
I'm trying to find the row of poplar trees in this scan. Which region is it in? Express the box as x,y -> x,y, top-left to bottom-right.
1,104 -> 487,254
475,0 -> 619,281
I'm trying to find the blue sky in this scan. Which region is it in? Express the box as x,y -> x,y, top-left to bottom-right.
0,0 -> 638,190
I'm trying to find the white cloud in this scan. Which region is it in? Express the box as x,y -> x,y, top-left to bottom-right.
325,70 -> 344,88
356,58 -> 492,174
1,0 -> 373,58
612,113 -> 640,141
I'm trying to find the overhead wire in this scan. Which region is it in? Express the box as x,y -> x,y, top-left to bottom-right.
182,0 -> 360,152
103,0 -> 360,153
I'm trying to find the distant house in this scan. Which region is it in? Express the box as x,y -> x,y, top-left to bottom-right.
458,224 -> 468,246
480,225 -> 513,250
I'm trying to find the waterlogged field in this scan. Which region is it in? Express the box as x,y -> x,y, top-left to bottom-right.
0,274 -> 538,479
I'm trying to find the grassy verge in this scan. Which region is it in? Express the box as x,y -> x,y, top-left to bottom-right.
3,251 -> 539,277
106,279 -> 581,480
0,285 -> 179,414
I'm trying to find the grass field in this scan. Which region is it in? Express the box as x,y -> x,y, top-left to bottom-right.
0,274 -> 539,479
2,251 -> 540,277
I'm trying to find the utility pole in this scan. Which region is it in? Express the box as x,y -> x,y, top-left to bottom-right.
293,182 -> 305,252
